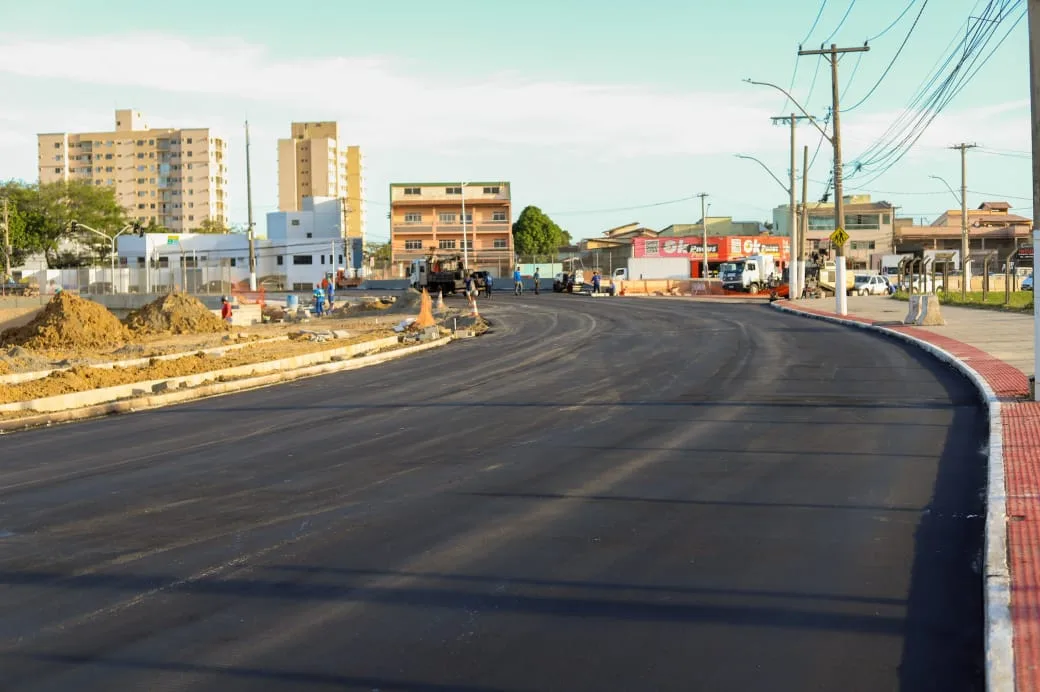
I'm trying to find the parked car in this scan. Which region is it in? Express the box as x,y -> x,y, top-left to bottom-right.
852,274 -> 890,296
1023,273 -> 1033,291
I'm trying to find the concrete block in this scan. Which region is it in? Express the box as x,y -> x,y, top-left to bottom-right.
331,330 -> 352,339
903,295 -> 922,324
915,294 -> 946,326
151,381 -> 171,393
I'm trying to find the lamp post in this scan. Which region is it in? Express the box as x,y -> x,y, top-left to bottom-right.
70,221 -> 141,294
735,153 -> 797,295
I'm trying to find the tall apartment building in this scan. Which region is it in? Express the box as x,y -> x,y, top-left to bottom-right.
277,121 -> 365,240
390,182 -> 512,273
37,109 -> 229,232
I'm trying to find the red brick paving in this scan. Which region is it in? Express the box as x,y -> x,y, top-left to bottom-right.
781,302 -> 1036,690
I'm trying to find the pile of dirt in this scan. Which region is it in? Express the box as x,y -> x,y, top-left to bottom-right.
0,292 -> 130,351
124,293 -> 228,335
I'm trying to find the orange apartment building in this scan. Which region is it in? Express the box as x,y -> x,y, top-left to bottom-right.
390,182 -> 512,273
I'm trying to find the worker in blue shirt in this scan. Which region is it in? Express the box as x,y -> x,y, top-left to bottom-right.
513,267 -> 523,295
313,284 -> 325,317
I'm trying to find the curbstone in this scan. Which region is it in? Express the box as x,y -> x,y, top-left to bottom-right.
0,336 -> 452,433
771,300 -> 1014,692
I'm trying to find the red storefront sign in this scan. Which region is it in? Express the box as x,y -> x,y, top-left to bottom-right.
634,235 -> 790,262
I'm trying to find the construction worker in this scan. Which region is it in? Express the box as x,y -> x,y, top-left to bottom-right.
220,296 -> 233,324
464,274 -> 478,310
533,268 -> 541,295
592,271 -> 602,294
313,283 -> 325,317
326,278 -> 336,313
484,273 -> 493,299
513,266 -> 523,295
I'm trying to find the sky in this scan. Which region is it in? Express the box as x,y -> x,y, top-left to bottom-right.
0,0 -> 1033,242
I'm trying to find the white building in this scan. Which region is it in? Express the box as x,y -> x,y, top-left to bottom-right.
114,196 -> 359,292
267,196 -> 360,290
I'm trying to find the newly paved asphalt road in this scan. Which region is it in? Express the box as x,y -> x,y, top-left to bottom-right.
0,295 -> 986,691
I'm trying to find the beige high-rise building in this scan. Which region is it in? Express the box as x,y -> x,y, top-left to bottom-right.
37,109 -> 229,232
278,121 -> 365,239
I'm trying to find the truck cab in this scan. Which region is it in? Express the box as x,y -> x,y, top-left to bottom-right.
719,254 -> 777,294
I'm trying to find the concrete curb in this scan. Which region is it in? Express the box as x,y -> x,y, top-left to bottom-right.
0,336 -> 452,434
0,336 -> 290,386
771,301 -> 1014,692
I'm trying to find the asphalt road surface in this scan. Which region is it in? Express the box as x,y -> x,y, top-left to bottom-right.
0,295 -> 986,691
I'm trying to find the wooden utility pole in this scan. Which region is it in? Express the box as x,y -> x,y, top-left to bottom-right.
2,198 -> 9,284
801,144 -> 809,295
697,193 -> 709,278
950,143 -> 977,298
771,114 -> 814,299
799,43 -> 869,315
1029,0 -> 1040,400
245,120 -> 257,291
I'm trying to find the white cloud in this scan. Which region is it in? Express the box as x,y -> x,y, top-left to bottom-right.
0,35 -> 788,157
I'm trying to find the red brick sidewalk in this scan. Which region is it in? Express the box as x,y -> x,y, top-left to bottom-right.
777,301 -> 1035,691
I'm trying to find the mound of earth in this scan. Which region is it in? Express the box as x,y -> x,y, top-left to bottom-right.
0,292 -> 130,351
124,293 -> 228,335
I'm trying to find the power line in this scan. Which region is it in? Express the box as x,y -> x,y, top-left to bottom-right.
867,0 -> 921,41
845,0 -> 930,111
547,195 -> 700,216
821,0 -> 858,44
782,0 -> 831,113
977,147 -> 1031,159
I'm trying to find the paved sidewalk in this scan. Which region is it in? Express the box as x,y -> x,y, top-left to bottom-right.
778,296 -> 1037,692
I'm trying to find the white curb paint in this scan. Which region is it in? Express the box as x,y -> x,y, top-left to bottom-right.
771,302 -> 1014,692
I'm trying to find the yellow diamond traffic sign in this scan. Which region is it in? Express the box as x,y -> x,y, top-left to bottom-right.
829,227 -> 849,247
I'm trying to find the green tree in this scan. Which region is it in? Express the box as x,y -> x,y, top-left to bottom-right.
512,206 -> 569,256
194,217 -> 230,234
2,179 -> 126,267
365,241 -> 391,263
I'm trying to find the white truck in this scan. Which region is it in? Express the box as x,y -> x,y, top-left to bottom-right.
619,257 -> 691,281
719,254 -> 777,294
880,254 -> 913,283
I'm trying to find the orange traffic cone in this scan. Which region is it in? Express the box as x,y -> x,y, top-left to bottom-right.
437,290 -> 445,311
470,296 -> 480,318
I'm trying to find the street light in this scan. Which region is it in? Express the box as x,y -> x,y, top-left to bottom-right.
735,154 -> 790,194
70,221 -> 143,294
930,174 -> 969,295
929,175 -> 961,206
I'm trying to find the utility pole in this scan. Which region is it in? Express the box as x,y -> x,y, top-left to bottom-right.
801,144 -> 809,296
950,143 -> 977,298
245,120 -> 257,291
771,113 -> 814,299
461,182 -> 469,269
799,43 -> 870,316
2,198 -> 9,285
697,193 -> 709,278
1030,0 -> 1040,400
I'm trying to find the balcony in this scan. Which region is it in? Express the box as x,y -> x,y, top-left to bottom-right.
392,225 -> 433,234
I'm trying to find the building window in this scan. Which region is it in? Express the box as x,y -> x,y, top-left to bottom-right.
404,239 -> 423,250
53,142 -> 61,149
645,240 -> 660,255
306,232 -> 313,238
292,255 -> 314,265
438,213 -> 456,224
461,240 -> 473,250
404,213 -> 422,224
492,211 -> 508,222
483,186 -> 500,194
850,240 -> 876,250
276,255 -> 284,266
439,239 -> 456,249
493,239 -> 508,249
403,187 -> 421,196
290,219 -> 300,226
446,186 -> 462,195
54,168 -> 61,174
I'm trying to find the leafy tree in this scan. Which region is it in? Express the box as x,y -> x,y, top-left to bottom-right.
194,217 -> 230,234
366,242 -> 391,263
512,206 -> 570,256
1,179 -> 126,267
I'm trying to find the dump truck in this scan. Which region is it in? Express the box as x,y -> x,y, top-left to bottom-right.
719,254 -> 777,294
408,253 -> 470,295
